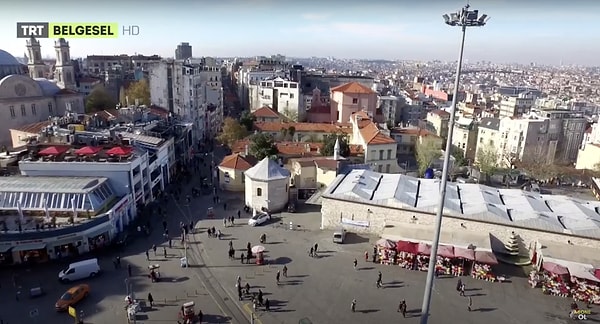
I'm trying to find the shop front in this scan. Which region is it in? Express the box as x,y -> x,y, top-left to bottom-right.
84,223 -> 114,252
12,240 -> 49,264
50,233 -> 84,259
109,195 -> 134,233
0,243 -> 14,265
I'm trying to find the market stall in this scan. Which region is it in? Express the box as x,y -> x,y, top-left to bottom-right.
472,251 -> 498,281
453,247 -> 475,276
395,241 -> 418,270
376,239 -> 397,265
531,262 -> 571,297
565,262 -> 600,304
416,243 -> 432,271
435,245 -> 455,276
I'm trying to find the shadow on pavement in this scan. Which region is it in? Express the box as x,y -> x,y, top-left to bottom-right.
343,233 -> 369,244
474,307 -> 497,312
203,313 -> 232,322
287,275 -> 308,278
359,267 -> 375,271
280,280 -> 303,286
272,257 -> 292,264
359,309 -> 379,314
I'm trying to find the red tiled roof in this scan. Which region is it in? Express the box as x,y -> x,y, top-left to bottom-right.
89,109 -> 118,120
11,120 -> 51,134
359,122 -> 396,145
391,128 -> 437,137
429,109 -> 450,118
252,106 -> 280,118
219,153 -> 257,170
254,122 -> 352,134
149,105 -> 169,119
330,82 -> 375,94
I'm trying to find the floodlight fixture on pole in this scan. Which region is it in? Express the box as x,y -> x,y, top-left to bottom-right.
419,4 -> 488,324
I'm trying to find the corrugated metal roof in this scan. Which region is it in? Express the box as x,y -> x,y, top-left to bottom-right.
324,169 -> 600,239
0,176 -> 107,193
120,132 -> 164,146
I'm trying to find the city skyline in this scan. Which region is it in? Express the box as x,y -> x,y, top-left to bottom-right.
1,0 -> 598,65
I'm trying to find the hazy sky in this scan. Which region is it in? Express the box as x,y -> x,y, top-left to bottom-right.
1,0 -> 598,65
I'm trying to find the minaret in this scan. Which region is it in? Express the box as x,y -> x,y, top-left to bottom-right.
333,136 -> 341,160
54,38 -> 76,89
26,37 -> 45,78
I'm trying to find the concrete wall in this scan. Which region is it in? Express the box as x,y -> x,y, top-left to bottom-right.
218,166 -> 245,192
244,177 -> 289,211
321,196 -> 600,251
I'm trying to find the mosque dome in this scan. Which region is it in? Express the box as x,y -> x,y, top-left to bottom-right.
0,50 -> 21,66
0,49 -> 26,79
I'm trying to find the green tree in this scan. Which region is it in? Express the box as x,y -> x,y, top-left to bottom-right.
287,126 -> 296,141
451,145 -> 466,167
416,137 -> 442,176
321,133 -> 350,157
279,127 -> 288,141
124,79 -> 151,106
85,87 -> 116,113
216,117 -> 248,147
249,133 -> 279,160
476,144 -> 500,183
240,111 -> 256,131
282,107 -> 298,122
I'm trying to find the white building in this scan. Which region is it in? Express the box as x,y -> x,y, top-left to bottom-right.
498,93 -> 535,118
244,157 -> 290,212
255,77 -> 302,121
148,60 -> 224,141
239,69 -> 286,111
349,112 -> 400,173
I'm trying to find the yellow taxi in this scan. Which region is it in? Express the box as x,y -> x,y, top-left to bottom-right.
55,284 -> 90,311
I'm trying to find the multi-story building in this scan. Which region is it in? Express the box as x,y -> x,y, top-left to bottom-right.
498,93 -> 535,118
576,123 -> 600,170
175,42 -> 193,60
349,111 -> 399,173
236,55 -> 288,110
255,77 -> 301,121
379,95 -> 404,126
424,109 -> 450,139
390,127 -> 441,156
331,82 -> 378,123
452,117 -> 478,161
475,118 -> 500,161
84,54 -> 161,76
532,108 -> 587,163
148,59 -> 223,141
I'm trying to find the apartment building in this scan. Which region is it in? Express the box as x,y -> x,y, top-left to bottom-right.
475,117 -> 500,163
576,123 -> 600,170
379,95 -> 404,125
498,93 -> 535,118
533,108 -> 586,163
425,109 -> 450,139
331,82 -> 378,123
255,77 -> 302,121
452,117 -> 478,161
349,112 -> 399,173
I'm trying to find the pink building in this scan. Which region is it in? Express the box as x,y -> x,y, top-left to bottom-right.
306,88 -> 332,123
330,82 -> 377,123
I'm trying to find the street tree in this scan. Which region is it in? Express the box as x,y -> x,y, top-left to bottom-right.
415,137 -> 442,176
518,151 -> 559,181
124,79 -> 151,106
216,117 -> 248,147
282,108 -> 298,122
249,133 -> 278,160
451,145 -> 466,167
475,144 -> 500,183
321,133 -> 350,157
239,111 -> 256,131
85,87 -> 116,113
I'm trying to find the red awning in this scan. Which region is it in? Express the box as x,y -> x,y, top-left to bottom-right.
475,251 -> 498,265
437,245 -> 455,258
106,146 -> 133,156
454,247 -> 476,260
396,240 -> 418,254
38,146 -> 68,156
75,146 -> 102,155
595,269 -> 600,280
543,262 -> 569,275
417,243 -> 432,256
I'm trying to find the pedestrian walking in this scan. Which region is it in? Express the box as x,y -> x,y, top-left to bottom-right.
467,296 -> 473,311
145,250 -> 150,261
152,244 -> 157,256
241,253 -> 245,264
309,247 -> 314,257
116,256 -> 121,268
314,243 -> 319,253
282,265 -> 288,277
169,239 -> 172,248
163,247 -> 167,258
398,300 -> 407,317
460,283 -> 466,296
353,258 -> 358,270
229,240 -> 233,249
456,278 -> 462,292
351,299 -> 356,312
223,218 -> 227,227
231,215 -> 235,226
189,222 -> 194,233
147,293 -> 154,307
238,286 -> 243,300
276,270 -> 281,284
236,275 -> 241,288
127,264 -> 132,277
237,210 -> 241,218
365,251 -> 369,262
265,298 -> 270,311
377,271 -> 382,288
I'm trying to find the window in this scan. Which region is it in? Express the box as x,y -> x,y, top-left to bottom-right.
21,104 -> 26,116
387,149 -> 392,160
9,106 -> 15,118
385,164 -> 391,173
379,150 -> 384,160
352,98 -> 358,104
256,188 -> 262,196
241,173 -> 245,184
378,165 -> 383,172
290,93 -> 294,99
290,83 -> 297,88
31,104 -> 37,115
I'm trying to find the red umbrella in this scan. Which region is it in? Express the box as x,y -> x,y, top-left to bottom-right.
39,146 -> 68,156
75,146 -> 102,155
396,241 -> 419,254
106,146 -> 133,156
417,243 -> 432,256
543,262 -> 569,275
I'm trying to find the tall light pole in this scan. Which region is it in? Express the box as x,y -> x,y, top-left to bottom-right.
419,5 -> 489,324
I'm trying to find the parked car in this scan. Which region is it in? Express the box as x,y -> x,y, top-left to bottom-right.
55,284 -> 90,311
248,212 -> 269,226
58,258 -> 101,283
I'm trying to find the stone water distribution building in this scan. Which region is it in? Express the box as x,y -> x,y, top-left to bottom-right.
321,169 -> 600,267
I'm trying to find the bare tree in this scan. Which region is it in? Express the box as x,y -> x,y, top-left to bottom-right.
475,144 -> 500,183
517,151 -> 559,182
416,137 -> 442,176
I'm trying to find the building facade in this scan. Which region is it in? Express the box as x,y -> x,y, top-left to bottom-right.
331,82 -> 378,123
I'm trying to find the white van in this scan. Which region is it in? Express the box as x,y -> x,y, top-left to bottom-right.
59,258 -> 101,282
333,228 -> 347,244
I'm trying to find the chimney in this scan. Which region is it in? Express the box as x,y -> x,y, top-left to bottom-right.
244,144 -> 249,157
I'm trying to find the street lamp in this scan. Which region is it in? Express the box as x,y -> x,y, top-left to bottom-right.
420,5 -> 489,324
